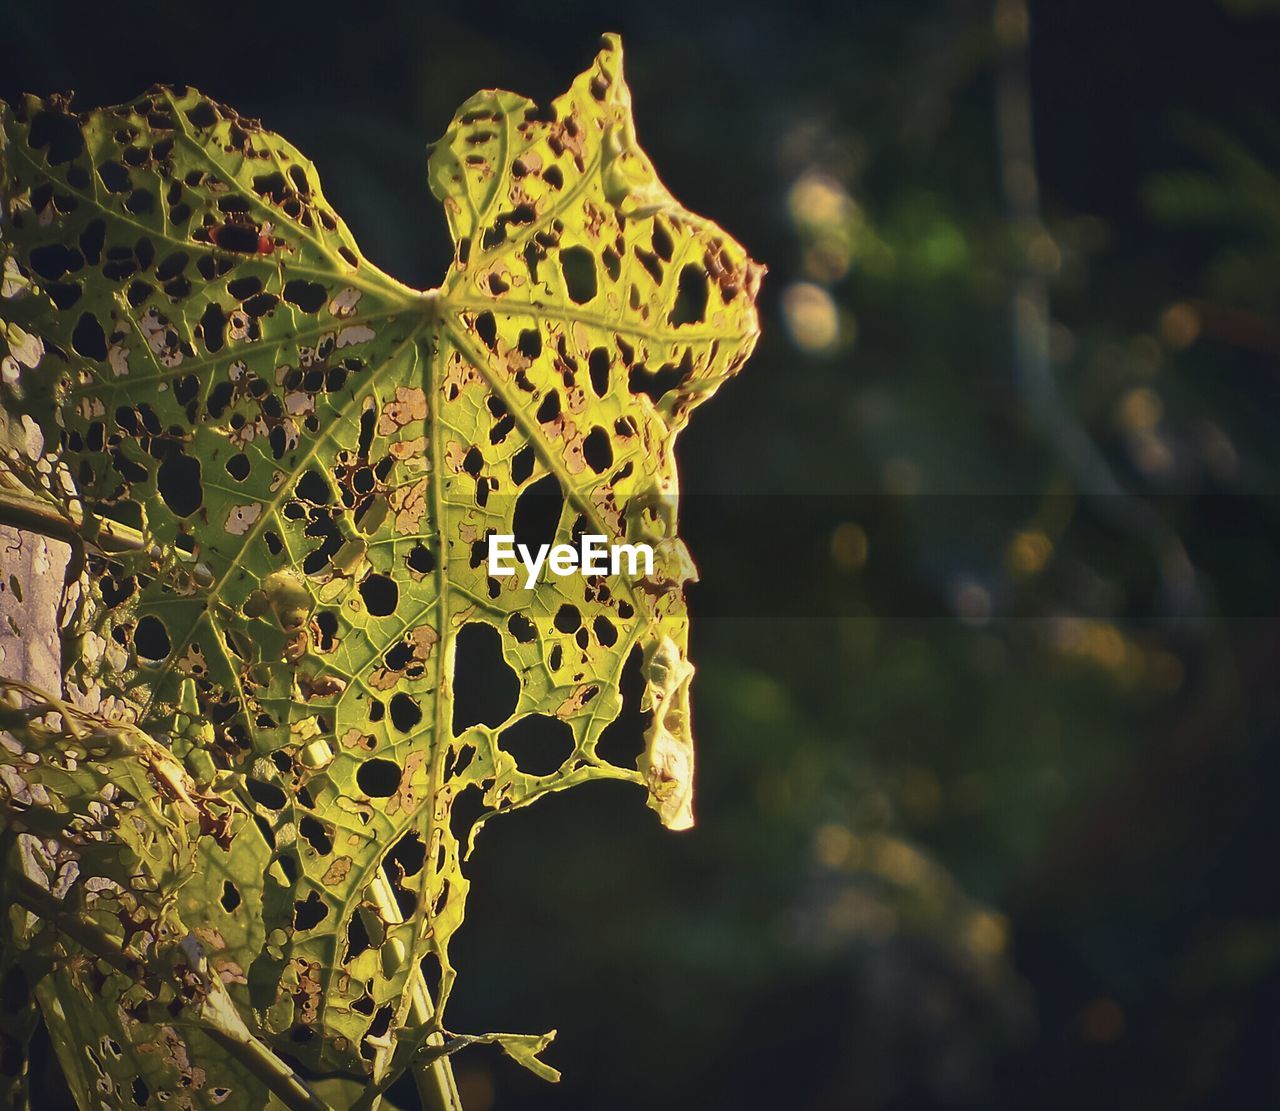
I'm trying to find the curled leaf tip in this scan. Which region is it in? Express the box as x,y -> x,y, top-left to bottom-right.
641,635 -> 697,830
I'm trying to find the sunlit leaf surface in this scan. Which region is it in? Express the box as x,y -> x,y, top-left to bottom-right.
0,34 -> 761,1107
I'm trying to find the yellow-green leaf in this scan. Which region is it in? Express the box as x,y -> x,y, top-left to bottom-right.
0,33 -> 761,1103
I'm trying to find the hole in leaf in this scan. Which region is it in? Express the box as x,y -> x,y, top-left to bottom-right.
174,374 -> 199,405
97,160 -> 131,193
158,452 -> 202,517
449,744 -> 475,777
593,615 -> 618,647
46,282 -> 81,310
629,361 -> 689,404
595,645 -> 649,767
536,390 -> 560,423
29,110 -> 85,165
197,301 -> 226,353
359,573 -> 398,617
279,852 -> 300,885
407,543 -> 436,575
282,279 -> 327,312
71,312 -> 107,360
507,612 -> 537,644
652,221 -> 674,261
29,243 -> 74,281
125,189 -> 155,216
510,445 -> 535,485
388,694 -> 421,733
247,777 -> 287,810
243,292 -> 279,317
296,470 -> 330,504
670,264 -> 709,326
134,615 -> 170,661
517,328 -> 541,359
560,245 -> 597,303
227,275 -> 262,300
450,785 -> 485,847
387,830 -> 426,877
186,101 -> 218,128
499,714 -> 575,776
588,347 -> 610,397
368,1004 -> 394,1043
252,813 -> 276,849
583,427 -> 612,473
513,474 -> 562,553
357,758 -> 402,798
381,859 -> 417,917
315,611 -> 339,650
155,251 -> 188,282
293,891 -> 329,931
299,816 -> 333,855
452,623 -> 519,730
346,911 -> 372,960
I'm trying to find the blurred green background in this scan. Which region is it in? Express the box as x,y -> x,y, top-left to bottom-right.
6,0 -> 1280,1106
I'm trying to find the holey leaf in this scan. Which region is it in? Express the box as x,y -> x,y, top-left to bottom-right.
0,32 -> 761,1100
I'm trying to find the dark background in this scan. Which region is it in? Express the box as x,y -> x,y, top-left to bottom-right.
7,0 -> 1280,1107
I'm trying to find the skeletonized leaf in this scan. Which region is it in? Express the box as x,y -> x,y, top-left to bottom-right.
0,33 -> 761,1102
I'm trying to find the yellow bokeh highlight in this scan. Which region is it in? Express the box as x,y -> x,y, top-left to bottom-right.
788,173 -> 857,229
1048,617 -> 1183,691
1008,529 -> 1052,576
814,823 -> 857,868
1117,386 -> 1163,432
831,522 -> 869,571
966,910 -> 1009,957
1159,301 -> 1201,349
782,282 -> 841,353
